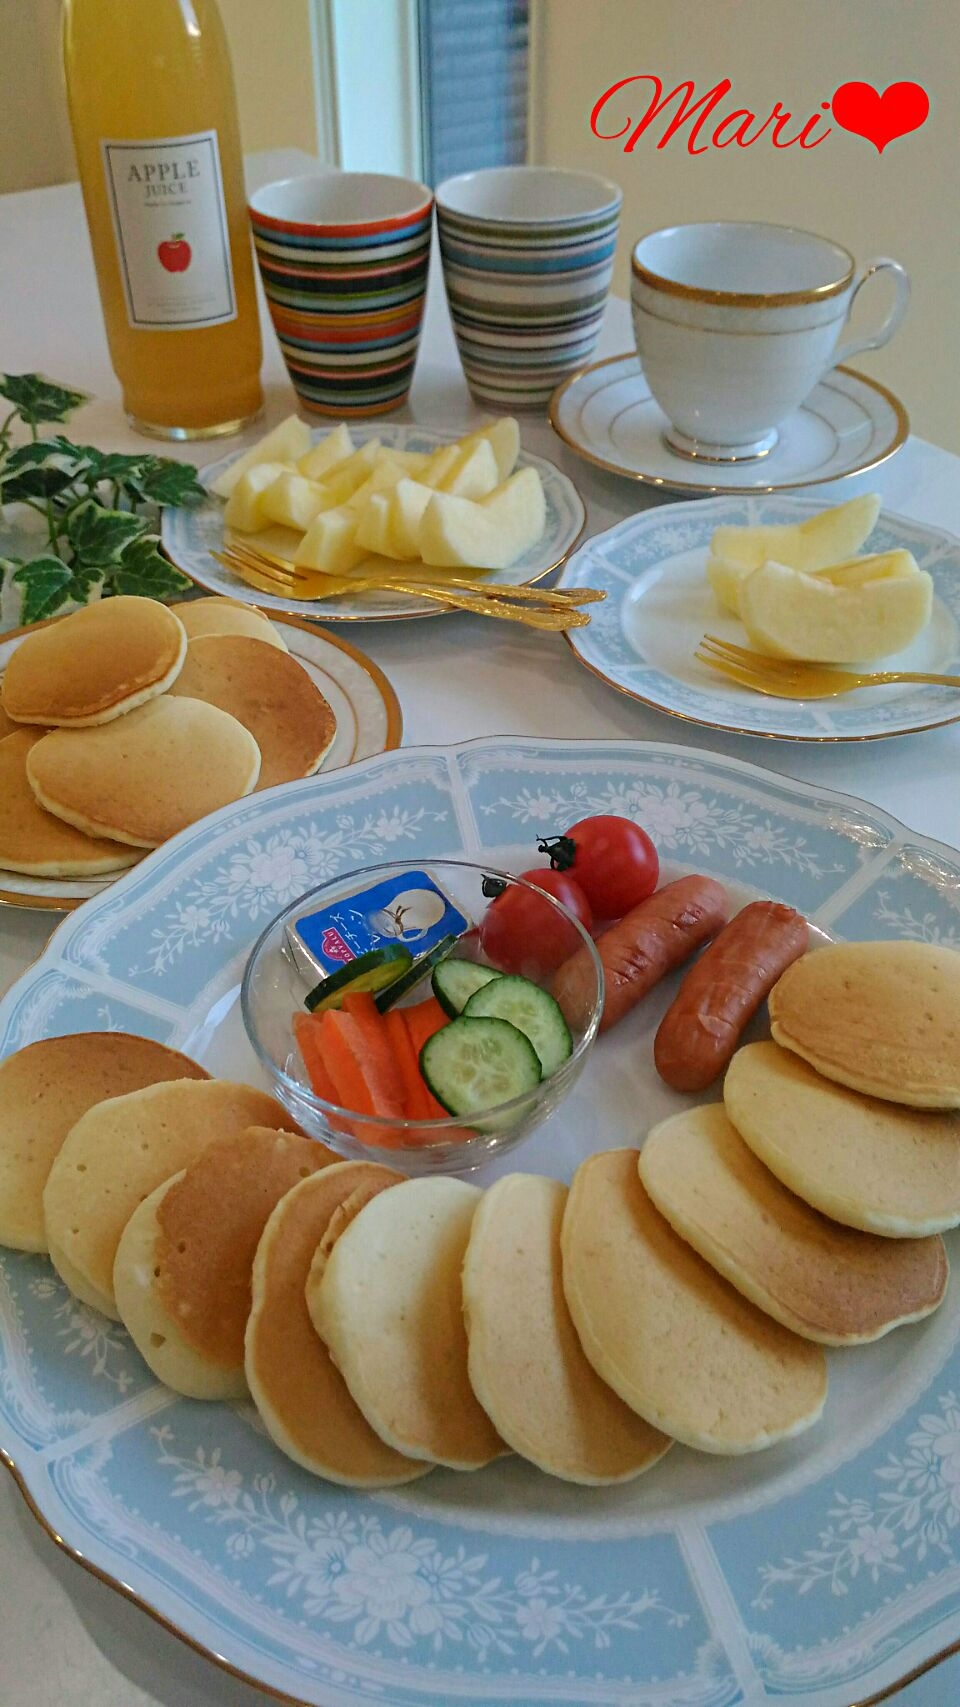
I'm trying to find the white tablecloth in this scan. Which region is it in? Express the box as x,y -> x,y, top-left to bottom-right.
1,153 -> 958,1706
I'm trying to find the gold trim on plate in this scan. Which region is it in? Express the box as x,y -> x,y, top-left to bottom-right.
0,604 -> 403,914
547,352 -> 910,496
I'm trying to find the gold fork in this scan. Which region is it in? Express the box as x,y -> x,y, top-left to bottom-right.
695,634 -> 960,699
214,540 -> 599,630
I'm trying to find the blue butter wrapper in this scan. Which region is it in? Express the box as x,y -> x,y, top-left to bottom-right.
286,869 -> 471,983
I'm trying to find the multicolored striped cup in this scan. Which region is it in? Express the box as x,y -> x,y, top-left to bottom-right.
435,166 -> 622,411
248,173 -> 434,417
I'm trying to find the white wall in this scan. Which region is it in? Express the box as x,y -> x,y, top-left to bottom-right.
530,0 -> 960,452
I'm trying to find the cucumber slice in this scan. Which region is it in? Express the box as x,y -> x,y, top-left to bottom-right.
420,1016 -> 541,1116
464,974 -> 572,1077
374,933 -> 459,1012
304,944 -> 412,1013
432,957 -> 503,1018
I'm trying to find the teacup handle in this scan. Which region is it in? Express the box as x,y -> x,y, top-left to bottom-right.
829,257 -> 910,371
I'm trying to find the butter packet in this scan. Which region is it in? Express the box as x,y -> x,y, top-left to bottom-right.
286,869 -> 471,984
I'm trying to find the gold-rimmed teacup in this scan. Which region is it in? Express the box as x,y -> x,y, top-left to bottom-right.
630,221 -> 909,462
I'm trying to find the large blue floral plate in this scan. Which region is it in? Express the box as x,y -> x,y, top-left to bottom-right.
162,424 -> 586,622
2,736 -> 960,1707
559,496 -> 960,741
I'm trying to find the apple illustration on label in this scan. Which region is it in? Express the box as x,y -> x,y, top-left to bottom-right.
157,234 -> 191,273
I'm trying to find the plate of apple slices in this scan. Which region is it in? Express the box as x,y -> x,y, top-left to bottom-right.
162,416 -> 587,621
558,492 -> 960,741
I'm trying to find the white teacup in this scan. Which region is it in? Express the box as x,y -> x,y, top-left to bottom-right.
630,221 -> 909,462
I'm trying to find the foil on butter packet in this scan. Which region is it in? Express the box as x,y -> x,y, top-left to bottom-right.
285,869 -> 471,985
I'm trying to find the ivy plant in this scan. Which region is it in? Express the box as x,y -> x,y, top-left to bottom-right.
0,373 -> 205,625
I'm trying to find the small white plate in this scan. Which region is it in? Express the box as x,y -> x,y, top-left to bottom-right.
559,495 -> 960,742
549,352 -> 909,495
162,423 -> 586,621
0,610 -> 402,913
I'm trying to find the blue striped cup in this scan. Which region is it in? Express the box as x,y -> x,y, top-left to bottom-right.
435,166 -> 622,411
248,173 -> 433,417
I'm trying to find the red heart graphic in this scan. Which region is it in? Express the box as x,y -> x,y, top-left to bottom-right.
831,81 -> 930,152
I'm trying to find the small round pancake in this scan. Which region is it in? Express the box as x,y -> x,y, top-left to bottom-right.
43,1079 -> 291,1317
0,1032 -> 209,1253
725,1041 -> 960,1237
640,1104 -> 948,1344
113,1126 -> 335,1396
246,1162 -> 430,1486
462,1174 -> 672,1483
0,700 -> 33,740
175,596 -> 288,652
27,696 -> 261,848
1,596 -> 186,726
310,1176 -> 504,1470
770,941 -> 960,1109
0,731 -> 140,876
561,1149 -> 827,1455
168,635 -> 335,790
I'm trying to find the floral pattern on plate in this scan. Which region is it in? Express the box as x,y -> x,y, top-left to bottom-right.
2,736 -> 960,1706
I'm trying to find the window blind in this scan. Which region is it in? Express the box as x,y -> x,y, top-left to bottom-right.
419,0 -> 530,187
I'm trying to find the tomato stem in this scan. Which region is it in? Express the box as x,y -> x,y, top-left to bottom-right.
481,875 -> 508,900
537,834 -> 577,873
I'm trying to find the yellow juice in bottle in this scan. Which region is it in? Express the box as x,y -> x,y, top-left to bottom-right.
63,0 -> 263,438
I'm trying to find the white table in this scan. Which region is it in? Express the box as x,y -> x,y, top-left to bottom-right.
2,154 -> 958,1707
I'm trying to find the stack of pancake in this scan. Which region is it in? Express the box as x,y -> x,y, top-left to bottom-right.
0,938 -> 956,1491
0,594 -> 336,877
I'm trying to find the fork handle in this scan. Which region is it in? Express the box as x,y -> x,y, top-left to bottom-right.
868,671 -> 960,687
384,581 -> 589,628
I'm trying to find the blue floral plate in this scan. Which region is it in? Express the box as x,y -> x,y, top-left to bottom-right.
3,736 -> 960,1707
559,496 -> 960,741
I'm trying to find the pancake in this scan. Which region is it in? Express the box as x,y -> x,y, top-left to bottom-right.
769,941 -> 960,1109
640,1104 -> 948,1343
246,1162 -> 430,1486
0,731 -> 140,876
561,1149 -> 827,1454
175,597 -> 288,651
0,1032 -> 209,1253
462,1174 -> 672,1483
27,695 -> 261,848
168,635 -> 335,790
43,1079 -> 291,1317
725,1041 -> 960,1236
113,1125 -> 335,1396
309,1176 -> 504,1470
0,701 -> 32,740
1,596 -> 186,726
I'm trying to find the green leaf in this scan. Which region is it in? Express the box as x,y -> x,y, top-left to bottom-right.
0,373 -> 90,426
0,437 -> 88,502
109,533 -> 191,601
130,456 -> 206,508
11,554 -> 78,624
66,499 -> 148,566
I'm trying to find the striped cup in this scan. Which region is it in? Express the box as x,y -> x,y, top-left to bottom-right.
435,166 -> 622,410
248,172 -> 434,417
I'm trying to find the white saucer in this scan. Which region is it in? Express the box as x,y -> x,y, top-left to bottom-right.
549,352 -> 909,496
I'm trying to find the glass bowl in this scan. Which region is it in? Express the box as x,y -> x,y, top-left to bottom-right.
241,857 -> 604,1174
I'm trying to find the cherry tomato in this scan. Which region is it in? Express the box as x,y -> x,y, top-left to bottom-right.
479,867 -> 592,978
540,815 -> 659,920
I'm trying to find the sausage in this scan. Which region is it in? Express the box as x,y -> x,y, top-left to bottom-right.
552,875 -> 730,1035
654,900 -> 809,1091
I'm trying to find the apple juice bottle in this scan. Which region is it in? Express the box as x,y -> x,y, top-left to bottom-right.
63,0 -> 263,439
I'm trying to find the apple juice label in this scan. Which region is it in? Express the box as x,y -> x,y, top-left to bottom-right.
285,871 -> 471,984
100,131 -> 236,331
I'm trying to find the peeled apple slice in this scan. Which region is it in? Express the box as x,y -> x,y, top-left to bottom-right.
418,468 -> 547,570
296,422 -> 354,481
312,440 -> 383,506
708,545 -> 919,616
460,418 -> 520,482
387,478 -> 435,559
711,494 -> 881,575
259,471 -> 330,533
210,415 -> 311,499
739,559 -> 934,662
440,439 -> 500,499
293,506 -> 365,574
354,492 -> 395,557
223,462 -> 293,533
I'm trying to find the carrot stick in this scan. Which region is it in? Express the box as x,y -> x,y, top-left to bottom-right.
292,1011 -> 339,1103
317,1011 -> 376,1115
383,1008 -> 432,1119
341,992 -> 405,1115
403,995 -> 449,1055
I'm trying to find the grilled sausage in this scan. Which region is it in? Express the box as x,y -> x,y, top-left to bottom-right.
552,875 -> 730,1035
654,900 -> 809,1092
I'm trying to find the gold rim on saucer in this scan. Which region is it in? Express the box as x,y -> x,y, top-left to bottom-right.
0,607 -> 403,914
548,352 -> 910,496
